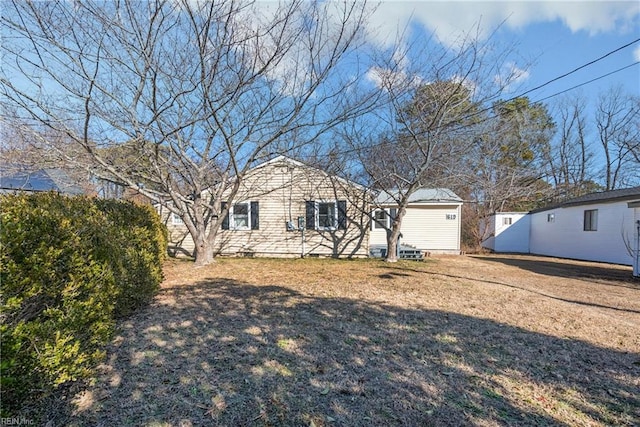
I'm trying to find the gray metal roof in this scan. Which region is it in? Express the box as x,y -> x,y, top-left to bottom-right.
376,188 -> 462,205
531,186 -> 640,213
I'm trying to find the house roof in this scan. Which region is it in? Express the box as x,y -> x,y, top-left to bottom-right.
0,167 -> 84,195
376,188 -> 462,205
530,186 -> 640,214
250,155 -> 367,191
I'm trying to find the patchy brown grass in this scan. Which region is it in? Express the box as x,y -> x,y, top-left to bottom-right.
29,255 -> 640,426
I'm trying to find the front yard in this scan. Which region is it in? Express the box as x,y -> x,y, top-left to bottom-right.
34,255 -> 639,426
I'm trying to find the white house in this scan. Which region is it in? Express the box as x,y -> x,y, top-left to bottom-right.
370,188 -> 463,256
629,200 -> 640,277
529,187 -> 640,269
483,187 -> 640,276
480,212 -> 530,253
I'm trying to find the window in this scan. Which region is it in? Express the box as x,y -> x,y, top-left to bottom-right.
374,210 -> 387,229
172,213 -> 184,225
306,200 -> 347,231
318,202 -> 336,228
222,201 -> 259,230
584,209 -> 597,231
547,213 -> 555,223
503,217 -> 512,225
446,214 -> 457,220
233,203 -> 249,229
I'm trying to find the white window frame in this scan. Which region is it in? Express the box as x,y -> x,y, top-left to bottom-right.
172,213 -> 184,225
373,209 -> 388,229
230,202 -> 251,230
229,202 -> 251,230
316,201 -> 338,230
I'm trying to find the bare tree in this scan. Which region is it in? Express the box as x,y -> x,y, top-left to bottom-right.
345,29 -> 520,261
1,0 -> 380,265
595,86 -> 640,190
545,93 -> 598,199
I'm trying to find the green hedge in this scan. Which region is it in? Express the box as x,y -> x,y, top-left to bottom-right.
0,193 -> 167,413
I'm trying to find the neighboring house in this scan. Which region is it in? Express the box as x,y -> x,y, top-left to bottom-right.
0,167 -> 84,195
482,187 -> 640,275
480,212 -> 530,253
164,156 -> 370,258
370,188 -> 463,256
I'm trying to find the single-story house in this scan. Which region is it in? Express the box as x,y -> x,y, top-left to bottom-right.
370,188 -> 463,256
482,186 -> 640,276
164,156 -> 371,258
0,167 -> 84,195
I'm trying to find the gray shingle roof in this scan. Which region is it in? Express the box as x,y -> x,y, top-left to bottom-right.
531,186 -> 640,213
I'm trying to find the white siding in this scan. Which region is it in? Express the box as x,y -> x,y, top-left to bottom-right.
370,203 -> 461,253
482,213 -> 530,253
529,201 -> 636,265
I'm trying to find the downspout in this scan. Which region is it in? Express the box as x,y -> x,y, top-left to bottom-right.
634,220 -> 639,278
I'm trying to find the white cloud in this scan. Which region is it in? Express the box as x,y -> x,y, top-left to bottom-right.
366,1 -> 640,48
634,45 -> 640,62
494,62 -> 531,92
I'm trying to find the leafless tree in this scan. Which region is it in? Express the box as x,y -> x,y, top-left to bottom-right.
595,86 -> 640,190
545,93 -> 597,199
345,29 -> 523,261
1,0 -> 380,265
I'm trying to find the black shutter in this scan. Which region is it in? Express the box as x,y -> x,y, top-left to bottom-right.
250,201 -> 259,230
221,202 -> 229,230
389,208 -> 397,227
305,201 -> 315,230
337,200 -> 347,230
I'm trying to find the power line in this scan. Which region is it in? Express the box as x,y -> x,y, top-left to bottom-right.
516,37 -> 640,100
533,61 -> 640,104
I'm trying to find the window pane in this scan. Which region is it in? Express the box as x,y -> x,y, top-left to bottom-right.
584,209 -> 597,231
374,210 -> 386,228
318,202 -> 335,228
234,203 -> 249,228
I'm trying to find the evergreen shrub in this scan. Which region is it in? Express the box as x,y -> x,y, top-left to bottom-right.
0,192 -> 166,413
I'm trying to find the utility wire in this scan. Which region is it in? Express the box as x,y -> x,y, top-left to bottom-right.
533,61 -> 640,104
515,37 -> 640,100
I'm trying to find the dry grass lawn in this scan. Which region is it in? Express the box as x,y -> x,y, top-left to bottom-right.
33,254 -> 640,426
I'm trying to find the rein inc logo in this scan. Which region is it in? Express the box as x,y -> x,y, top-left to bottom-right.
1,418 -> 34,426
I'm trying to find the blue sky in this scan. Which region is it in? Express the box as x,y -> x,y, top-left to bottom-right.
365,1 -> 640,105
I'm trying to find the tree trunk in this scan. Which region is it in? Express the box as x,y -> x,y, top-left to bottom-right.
193,234 -> 216,266
385,207 -> 406,263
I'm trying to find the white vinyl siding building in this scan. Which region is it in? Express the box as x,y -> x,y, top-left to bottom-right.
482,187 -> 640,275
370,189 -> 463,255
529,198 -> 638,266
481,212 -> 530,253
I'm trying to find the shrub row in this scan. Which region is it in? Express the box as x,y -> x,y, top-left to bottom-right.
0,193 -> 167,414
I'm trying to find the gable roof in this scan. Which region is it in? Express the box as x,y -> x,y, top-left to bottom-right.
531,186 -> 640,214
376,188 -> 462,205
0,167 -> 84,195
249,155 -> 367,191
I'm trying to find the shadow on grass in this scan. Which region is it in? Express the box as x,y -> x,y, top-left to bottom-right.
38,279 -> 640,426
380,264 -> 640,315
472,255 -> 638,287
